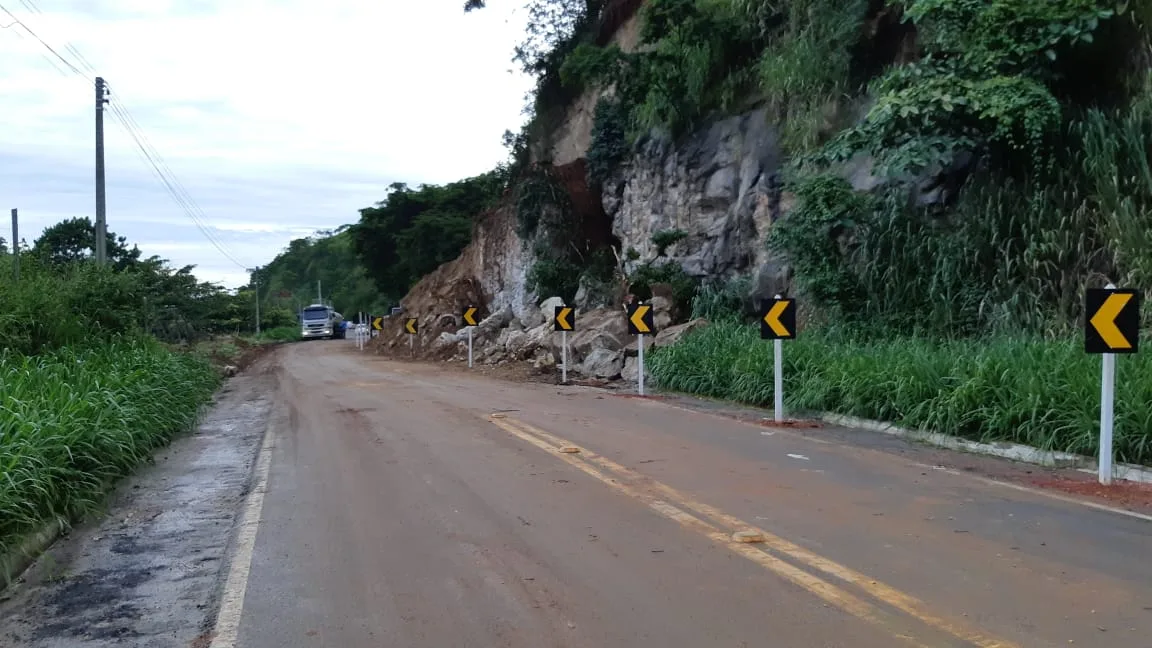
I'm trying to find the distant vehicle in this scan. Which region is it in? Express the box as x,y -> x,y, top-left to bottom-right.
300,304 -> 346,340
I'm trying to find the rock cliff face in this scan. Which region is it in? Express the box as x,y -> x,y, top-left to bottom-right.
389,103 -> 791,346
393,197 -> 534,327
604,107 -> 792,302
374,3 -> 793,378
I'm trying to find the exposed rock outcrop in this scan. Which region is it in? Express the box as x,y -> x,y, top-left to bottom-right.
604,107 -> 791,301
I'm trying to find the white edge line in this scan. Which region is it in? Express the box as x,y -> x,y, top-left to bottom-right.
208,418 -> 276,648
632,396 -> 1152,524
947,468 -> 1152,524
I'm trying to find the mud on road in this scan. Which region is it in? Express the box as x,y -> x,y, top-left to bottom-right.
0,356 -> 277,648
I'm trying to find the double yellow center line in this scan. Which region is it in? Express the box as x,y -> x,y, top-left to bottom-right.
487,413 -> 1018,648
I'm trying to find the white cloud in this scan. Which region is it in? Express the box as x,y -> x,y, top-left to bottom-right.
0,0 -> 534,287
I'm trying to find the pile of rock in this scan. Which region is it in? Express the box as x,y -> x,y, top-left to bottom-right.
425,294 -> 708,383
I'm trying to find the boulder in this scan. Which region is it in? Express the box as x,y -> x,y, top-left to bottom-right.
520,305 -> 545,329
477,304 -> 513,337
538,296 -> 565,325
567,308 -> 630,358
532,348 -> 556,370
622,356 -> 653,384
503,329 -> 528,354
655,318 -> 709,347
581,347 -> 624,379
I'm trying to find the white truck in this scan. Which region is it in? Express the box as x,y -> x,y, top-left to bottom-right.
300,303 -> 346,340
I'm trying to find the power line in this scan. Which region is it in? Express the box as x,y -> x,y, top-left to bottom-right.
0,2 -> 83,76
104,95 -> 250,269
0,2 -> 253,270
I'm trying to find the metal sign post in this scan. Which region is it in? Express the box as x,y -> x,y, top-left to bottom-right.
1100,347 -> 1116,485
561,330 -> 568,384
1085,283 -> 1141,485
637,333 -> 645,396
774,337 -> 783,423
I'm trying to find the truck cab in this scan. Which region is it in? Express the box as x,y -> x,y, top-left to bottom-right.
300,304 -> 346,340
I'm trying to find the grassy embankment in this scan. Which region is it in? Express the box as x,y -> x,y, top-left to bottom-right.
650,323 -> 1152,465
0,258 -> 237,558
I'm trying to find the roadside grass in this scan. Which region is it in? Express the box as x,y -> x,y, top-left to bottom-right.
648,322 -> 1152,466
186,326 -> 298,374
0,339 -> 219,556
251,325 -> 300,343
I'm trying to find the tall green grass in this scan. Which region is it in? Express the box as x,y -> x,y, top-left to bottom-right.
649,323 -> 1152,465
252,325 -> 300,343
0,340 -> 219,555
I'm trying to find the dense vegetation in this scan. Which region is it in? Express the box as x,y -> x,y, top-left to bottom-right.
251,227 -> 387,324
462,0 -> 1152,464
0,219 -> 269,560
0,162 -> 525,557
348,170 -> 509,304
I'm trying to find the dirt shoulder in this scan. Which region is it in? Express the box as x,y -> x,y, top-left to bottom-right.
0,351 -> 279,648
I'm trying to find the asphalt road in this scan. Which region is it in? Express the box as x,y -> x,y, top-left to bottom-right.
208,341 -> 1152,648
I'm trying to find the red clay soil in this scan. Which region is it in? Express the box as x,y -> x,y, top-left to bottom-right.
1026,473 -> 1152,510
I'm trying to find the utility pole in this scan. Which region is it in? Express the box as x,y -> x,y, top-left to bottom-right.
248,267 -> 261,334
317,280 -> 322,305
94,77 -> 109,265
10,208 -> 18,283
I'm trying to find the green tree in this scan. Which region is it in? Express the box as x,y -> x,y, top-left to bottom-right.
32,216 -> 142,271
348,170 -> 506,302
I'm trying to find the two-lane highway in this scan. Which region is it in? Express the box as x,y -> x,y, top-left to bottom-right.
214,341 -> 1152,647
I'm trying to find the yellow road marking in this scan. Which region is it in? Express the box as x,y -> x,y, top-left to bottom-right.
491,414 -> 1020,648
486,415 -> 929,647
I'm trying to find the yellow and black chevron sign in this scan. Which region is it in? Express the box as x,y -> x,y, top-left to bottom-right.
760,298 -> 796,340
627,303 -> 654,335
554,306 -> 575,332
404,318 -> 418,335
463,307 -> 479,327
1085,288 -> 1140,354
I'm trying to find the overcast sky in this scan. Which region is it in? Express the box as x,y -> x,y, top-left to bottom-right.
0,0 -> 534,288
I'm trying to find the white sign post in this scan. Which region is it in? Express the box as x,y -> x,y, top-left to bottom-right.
561,330 -> 568,384
774,338 -> 784,423
772,294 -> 785,423
468,326 -> 474,368
1099,282 -> 1118,485
637,333 -> 645,397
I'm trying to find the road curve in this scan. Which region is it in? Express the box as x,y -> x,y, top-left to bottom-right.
222,341 -> 1152,648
